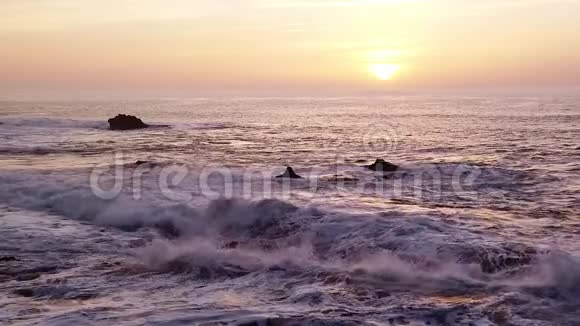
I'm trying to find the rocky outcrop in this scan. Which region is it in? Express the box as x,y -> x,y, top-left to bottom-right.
108,114 -> 149,130
454,244 -> 541,274
478,251 -> 534,274
276,167 -> 303,179
366,159 -> 398,172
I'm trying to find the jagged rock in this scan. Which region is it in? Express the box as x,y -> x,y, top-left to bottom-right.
108,114 -> 149,130
135,160 -> 149,166
276,167 -> 303,179
479,252 -> 533,274
455,245 -> 539,274
366,159 -> 398,172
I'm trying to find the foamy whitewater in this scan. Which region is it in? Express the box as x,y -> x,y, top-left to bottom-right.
0,97 -> 579,325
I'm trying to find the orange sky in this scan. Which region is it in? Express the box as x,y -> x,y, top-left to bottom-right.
1,0 -> 580,96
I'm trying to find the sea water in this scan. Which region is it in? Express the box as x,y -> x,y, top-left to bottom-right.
0,96 -> 579,325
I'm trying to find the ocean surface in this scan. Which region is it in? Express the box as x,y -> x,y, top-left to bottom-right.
0,96 -> 579,325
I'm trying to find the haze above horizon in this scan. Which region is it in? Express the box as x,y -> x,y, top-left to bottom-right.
1,0 -> 580,97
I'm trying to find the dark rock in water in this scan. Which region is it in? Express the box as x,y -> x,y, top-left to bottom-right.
153,220 -> 182,238
276,166 -> 303,179
224,241 -> 239,249
130,160 -> 161,168
455,245 -> 538,274
13,288 -> 35,297
479,252 -> 533,274
108,114 -> 149,130
367,159 -> 398,172
0,256 -> 17,262
354,159 -> 367,163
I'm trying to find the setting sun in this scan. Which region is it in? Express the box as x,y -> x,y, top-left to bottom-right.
1,1 -> 580,325
370,64 -> 400,81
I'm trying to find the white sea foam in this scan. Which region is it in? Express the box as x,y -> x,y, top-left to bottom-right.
1,97 -> 579,325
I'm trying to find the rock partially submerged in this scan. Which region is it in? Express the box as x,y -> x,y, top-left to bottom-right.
127,160 -> 163,168
454,244 -> 542,274
276,166 -> 303,179
108,114 -> 149,130
366,159 -> 399,172
479,253 -> 533,274
0,256 -> 18,262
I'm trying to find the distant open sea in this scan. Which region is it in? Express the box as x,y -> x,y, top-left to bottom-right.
0,96 -> 579,325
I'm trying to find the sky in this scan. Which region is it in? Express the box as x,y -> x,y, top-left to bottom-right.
1,0 -> 580,97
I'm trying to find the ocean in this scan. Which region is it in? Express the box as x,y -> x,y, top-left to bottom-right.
0,96 -> 579,325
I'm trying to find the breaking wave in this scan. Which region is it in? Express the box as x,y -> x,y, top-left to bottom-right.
1,171 -> 578,301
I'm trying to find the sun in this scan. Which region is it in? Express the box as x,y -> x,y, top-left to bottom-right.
370,64 -> 400,81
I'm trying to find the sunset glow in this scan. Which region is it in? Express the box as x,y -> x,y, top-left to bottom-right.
370,64 -> 400,81
1,0 -> 580,95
